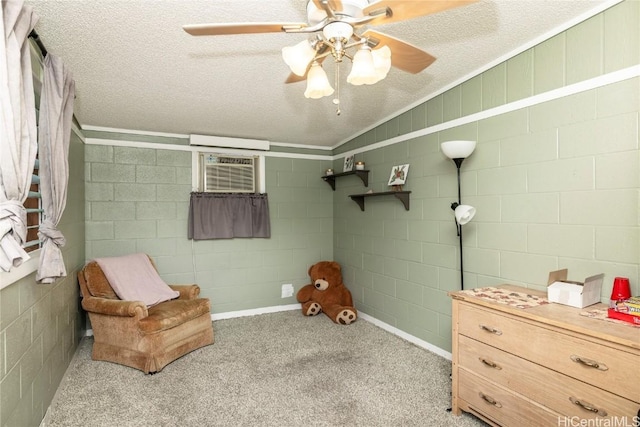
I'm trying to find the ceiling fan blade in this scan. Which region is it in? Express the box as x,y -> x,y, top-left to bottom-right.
364,0 -> 476,25
362,30 -> 435,74
285,72 -> 307,84
183,22 -> 308,36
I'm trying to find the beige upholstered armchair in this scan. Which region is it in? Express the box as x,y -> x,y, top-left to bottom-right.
77,255 -> 214,374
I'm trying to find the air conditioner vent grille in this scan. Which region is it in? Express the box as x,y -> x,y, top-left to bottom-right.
201,154 -> 256,193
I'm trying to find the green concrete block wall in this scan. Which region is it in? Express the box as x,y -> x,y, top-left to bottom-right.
85,146 -> 333,314
0,131 -> 85,427
333,0 -> 639,352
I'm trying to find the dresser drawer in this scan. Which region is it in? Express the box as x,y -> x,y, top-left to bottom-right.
459,335 -> 640,420
458,369 -> 560,426
458,302 -> 640,401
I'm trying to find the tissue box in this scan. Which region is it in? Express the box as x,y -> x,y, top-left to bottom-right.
547,269 -> 604,308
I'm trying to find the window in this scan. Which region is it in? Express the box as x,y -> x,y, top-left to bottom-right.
23,158 -> 42,252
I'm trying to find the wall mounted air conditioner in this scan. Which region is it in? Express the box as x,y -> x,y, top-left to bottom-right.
200,153 -> 257,193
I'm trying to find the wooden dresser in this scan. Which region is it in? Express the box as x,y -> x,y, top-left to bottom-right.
450,285 -> 640,427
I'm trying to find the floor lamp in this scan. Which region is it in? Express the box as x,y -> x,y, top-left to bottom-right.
441,140 -> 476,290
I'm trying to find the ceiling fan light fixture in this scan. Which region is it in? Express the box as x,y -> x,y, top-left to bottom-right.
282,39 -> 316,76
304,62 -> 334,99
347,45 -> 379,86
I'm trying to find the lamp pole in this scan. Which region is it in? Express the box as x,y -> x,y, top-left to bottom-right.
453,158 -> 465,290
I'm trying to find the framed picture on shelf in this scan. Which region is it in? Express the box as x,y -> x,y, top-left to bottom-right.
388,164 -> 410,188
343,155 -> 354,172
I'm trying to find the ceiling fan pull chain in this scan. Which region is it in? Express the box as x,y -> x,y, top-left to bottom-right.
333,63 -> 341,115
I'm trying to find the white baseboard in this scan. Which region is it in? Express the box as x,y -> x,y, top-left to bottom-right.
83,304 -> 451,361
210,303 -> 300,320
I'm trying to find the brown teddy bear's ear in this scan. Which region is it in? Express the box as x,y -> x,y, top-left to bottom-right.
308,263 -> 316,277
330,261 -> 341,272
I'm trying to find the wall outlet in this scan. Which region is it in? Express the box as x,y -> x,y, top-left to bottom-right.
281,284 -> 294,298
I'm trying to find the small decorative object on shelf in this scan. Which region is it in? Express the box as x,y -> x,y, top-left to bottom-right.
355,161 -> 365,170
388,164 -> 409,191
325,168 -> 334,176
343,155 -> 354,172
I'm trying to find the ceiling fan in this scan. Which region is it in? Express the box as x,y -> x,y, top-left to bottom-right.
183,0 -> 475,111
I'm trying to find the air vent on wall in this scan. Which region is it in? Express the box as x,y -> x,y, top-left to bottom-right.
190,134 -> 270,151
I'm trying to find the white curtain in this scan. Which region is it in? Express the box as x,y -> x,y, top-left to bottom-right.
0,1 -> 39,272
36,54 -> 75,283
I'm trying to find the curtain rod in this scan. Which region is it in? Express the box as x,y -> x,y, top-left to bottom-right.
28,29 -> 48,58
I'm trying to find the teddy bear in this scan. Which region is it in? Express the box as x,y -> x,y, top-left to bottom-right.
296,261 -> 357,325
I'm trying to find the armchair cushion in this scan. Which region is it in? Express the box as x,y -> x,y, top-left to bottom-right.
95,253 -> 179,307
140,298 -> 211,334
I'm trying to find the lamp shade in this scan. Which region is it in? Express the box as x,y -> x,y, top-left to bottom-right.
347,45 -> 391,86
371,45 -> 391,81
454,204 -> 476,225
347,46 -> 378,86
304,62 -> 334,99
441,140 -> 476,160
282,40 -> 316,76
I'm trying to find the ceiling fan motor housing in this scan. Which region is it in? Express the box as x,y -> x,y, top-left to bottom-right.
322,21 -> 354,41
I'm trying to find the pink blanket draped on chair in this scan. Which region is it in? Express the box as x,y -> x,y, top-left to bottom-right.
94,253 -> 179,307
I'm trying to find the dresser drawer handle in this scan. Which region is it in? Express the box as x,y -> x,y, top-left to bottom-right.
569,396 -> 608,417
479,357 -> 502,370
570,355 -> 609,371
479,324 -> 502,335
479,392 -> 503,408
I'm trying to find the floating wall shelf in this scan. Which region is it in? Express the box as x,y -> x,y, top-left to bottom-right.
322,170 -> 369,191
349,191 -> 411,211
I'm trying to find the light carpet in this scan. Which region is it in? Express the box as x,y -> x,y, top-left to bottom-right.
43,310 -> 487,426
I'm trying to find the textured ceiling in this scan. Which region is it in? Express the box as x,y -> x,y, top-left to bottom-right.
25,0 -> 613,148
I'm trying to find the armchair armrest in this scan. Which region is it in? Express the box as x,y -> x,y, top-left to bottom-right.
169,284 -> 201,300
81,296 -> 148,318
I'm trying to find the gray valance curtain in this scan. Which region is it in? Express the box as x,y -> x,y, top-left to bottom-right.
188,193 -> 271,240
0,1 -> 38,272
36,54 -> 75,284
